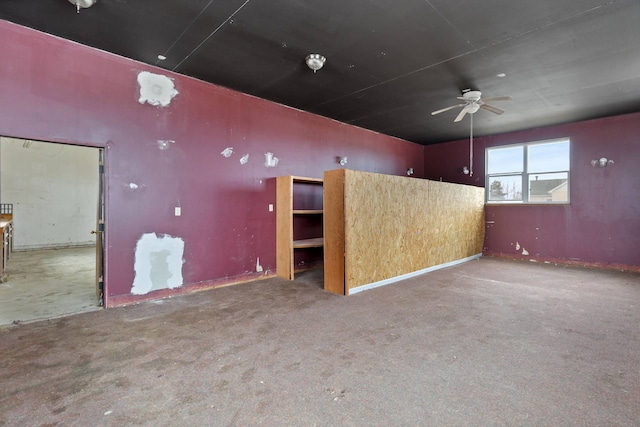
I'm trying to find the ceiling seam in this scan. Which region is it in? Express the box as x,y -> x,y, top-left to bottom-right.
424,0 -> 495,75
344,100 -> 433,125
155,0 -> 217,66
424,0 -> 479,52
172,0 -> 253,72
312,49 -> 476,109
308,0 -> 487,109
313,0 -> 621,111
476,0 -> 620,52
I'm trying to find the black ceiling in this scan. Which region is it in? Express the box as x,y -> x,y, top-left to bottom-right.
2,0 -> 639,145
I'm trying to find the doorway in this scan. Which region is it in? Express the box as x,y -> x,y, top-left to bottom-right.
0,136 -> 104,325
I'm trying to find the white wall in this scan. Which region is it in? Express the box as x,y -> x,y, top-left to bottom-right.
1,137 -> 98,250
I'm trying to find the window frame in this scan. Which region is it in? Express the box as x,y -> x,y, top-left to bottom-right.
485,138 -> 570,205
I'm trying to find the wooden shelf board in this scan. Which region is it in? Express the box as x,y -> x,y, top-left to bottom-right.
293,237 -> 324,248
293,210 -> 323,215
291,176 -> 323,184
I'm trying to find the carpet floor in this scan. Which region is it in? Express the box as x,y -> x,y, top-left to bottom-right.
1,257 -> 639,426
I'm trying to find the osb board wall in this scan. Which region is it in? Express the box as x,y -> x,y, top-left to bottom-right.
342,169 -> 484,292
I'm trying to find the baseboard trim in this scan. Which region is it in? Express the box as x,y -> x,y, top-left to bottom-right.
348,253 -> 482,295
14,242 -> 95,251
106,270 -> 275,308
483,251 -> 640,273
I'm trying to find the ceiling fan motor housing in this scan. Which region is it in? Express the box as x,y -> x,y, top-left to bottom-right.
463,90 -> 482,101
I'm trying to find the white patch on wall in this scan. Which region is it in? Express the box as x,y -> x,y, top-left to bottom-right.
221,147 -> 234,158
157,140 -> 174,150
240,153 -> 250,165
129,183 -> 139,190
264,152 -> 279,167
521,248 -> 529,256
137,71 -> 179,107
131,233 -> 185,295
515,242 -> 521,250
256,257 -> 263,272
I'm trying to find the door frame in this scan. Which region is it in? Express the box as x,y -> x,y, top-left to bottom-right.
95,148 -> 105,305
0,135 -> 109,307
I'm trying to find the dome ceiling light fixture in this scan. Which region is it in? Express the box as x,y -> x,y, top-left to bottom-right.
69,0 -> 96,13
305,54 -> 326,73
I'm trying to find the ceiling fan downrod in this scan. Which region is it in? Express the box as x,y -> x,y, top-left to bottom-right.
469,113 -> 473,177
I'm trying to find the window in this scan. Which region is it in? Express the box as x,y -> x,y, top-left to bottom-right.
486,138 -> 570,204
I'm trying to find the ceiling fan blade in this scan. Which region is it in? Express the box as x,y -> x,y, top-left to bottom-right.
431,104 -> 465,115
454,108 -> 468,122
480,103 -> 505,115
481,96 -> 512,102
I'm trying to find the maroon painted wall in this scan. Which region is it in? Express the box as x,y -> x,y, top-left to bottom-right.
424,112 -> 640,269
0,21 -> 424,305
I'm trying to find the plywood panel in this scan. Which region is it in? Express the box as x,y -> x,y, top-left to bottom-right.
323,169 -> 346,295
342,170 -> 484,291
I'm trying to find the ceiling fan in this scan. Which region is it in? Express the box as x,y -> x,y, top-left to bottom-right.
431,90 -> 512,177
431,90 -> 512,122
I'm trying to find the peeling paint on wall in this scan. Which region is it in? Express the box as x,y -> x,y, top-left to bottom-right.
157,140 -> 174,150
132,233 -> 185,295
256,257 -> 263,272
240,153 -> 249,165
521,248 -> 529,256
221,147 -> 233,158
137,71 -> 178,107
264,152 -> 279,167
515,242 -> 521,250
128,183 -> 139,189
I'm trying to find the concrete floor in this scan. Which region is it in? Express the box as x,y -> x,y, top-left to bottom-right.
0,258 -> 639,426
0,247 -> 100,326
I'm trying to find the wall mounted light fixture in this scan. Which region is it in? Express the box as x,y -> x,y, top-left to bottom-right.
306,54 -> 326,73
69,0 -> 96,13
591,157 -> 614,167
337,156 -> 348,166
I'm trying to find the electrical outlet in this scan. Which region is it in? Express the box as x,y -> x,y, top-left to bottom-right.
174,207 -> 181,216
268,204 -> 274,212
